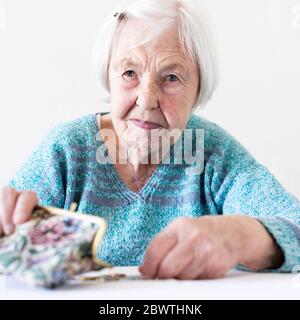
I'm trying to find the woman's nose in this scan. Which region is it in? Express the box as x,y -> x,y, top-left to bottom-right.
136,78 -> 159,109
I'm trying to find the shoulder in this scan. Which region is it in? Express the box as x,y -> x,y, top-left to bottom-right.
41,113 -> 98,151
187,113 -> 238,143
186,113 -> 258,172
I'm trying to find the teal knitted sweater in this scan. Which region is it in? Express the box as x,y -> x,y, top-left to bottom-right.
8,112 -> 300,272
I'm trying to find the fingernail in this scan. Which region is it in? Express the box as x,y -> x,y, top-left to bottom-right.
4,224 -> 14,235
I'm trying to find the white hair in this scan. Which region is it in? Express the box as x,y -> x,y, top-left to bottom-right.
92,0 -> 219,110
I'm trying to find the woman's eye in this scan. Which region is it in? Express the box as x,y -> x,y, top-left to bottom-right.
166,74 -> 179,82
123,70 -> 136,79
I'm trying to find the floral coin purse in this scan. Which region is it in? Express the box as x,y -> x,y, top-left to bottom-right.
0,203 -> 112,288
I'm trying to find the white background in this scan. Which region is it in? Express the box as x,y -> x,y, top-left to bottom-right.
1,266 -> 300,299
0,0 -> 299,198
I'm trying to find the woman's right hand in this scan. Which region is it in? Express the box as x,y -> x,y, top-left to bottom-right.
0,186 -> 38,236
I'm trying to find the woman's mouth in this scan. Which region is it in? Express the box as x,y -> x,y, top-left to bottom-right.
131,119 -> 163,130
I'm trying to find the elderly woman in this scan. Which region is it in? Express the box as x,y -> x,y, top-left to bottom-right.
1,0 -> 300,280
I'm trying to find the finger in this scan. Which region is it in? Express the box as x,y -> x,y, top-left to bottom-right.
155,242 -> 194,279
140,231 -> 178,279
180,254 -> 228,280
13,190 -> 38,224
175,256 -> 208,280
197,252 -> 234,279
0,186 -> 19,235
0,222 -> 3,237
175,239 -> 211,280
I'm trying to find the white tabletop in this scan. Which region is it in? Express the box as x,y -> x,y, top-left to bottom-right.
1,266 -> 300,300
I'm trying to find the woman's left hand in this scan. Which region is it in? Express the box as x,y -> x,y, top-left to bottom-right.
138,215 -> 242,280
139,215 -> 283,280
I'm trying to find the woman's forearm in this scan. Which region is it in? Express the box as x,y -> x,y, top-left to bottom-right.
233,215 -> 284,270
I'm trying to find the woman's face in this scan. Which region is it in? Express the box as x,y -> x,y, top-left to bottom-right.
108,19 -> 200,163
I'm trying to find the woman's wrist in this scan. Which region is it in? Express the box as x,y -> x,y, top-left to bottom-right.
232,215 -> 284,270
